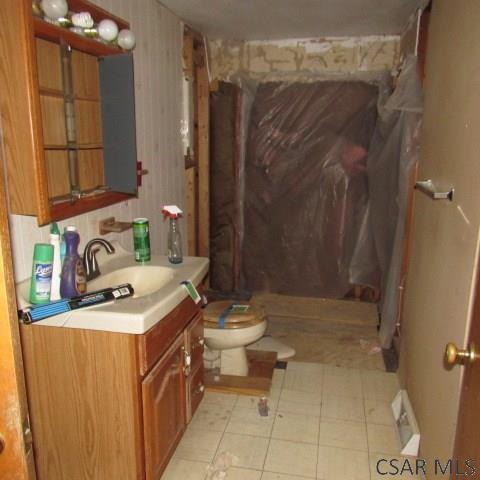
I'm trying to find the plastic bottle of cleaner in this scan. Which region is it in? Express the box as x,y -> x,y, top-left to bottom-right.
162,205 -> 183,264
60,225 -> 77,265
49,222 -> 62,301
60,228 -> 87,298
29,243 -> 54,304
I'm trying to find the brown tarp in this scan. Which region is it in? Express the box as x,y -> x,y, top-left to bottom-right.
209,82 -> 242,292
241,81 -> 378,297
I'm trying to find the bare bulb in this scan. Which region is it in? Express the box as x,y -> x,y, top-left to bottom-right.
98,19 -> 118,42
40,0 -> 68,20
117,29 -> 136,50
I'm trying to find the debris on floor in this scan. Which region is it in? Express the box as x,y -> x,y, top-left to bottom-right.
206,451 -> 238,480
257,396 -> 269,416
359,338 -> 382,355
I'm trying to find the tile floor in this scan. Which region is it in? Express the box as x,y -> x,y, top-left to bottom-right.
162,362 -> 424,480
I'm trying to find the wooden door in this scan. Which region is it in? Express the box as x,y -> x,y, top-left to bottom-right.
399,0 -> 480,469
0,126 -> 35,476
452,265 -> 480,478
142,332 -> 187,480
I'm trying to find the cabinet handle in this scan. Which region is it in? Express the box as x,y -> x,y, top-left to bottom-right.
192,337 -> 204,351
183,349 -> 192,376
194,383 -> 205,395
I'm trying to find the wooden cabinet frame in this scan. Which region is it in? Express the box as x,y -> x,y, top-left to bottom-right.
0,0 -> 137,225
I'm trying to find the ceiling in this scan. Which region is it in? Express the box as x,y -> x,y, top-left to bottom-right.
159,0 -> 426,40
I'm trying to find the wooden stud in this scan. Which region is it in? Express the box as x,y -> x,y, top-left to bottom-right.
182,31 -> 194,80
196,63 -> 210,258
185,167 -> 197,256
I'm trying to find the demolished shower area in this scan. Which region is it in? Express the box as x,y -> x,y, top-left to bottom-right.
209,57 -> 423,365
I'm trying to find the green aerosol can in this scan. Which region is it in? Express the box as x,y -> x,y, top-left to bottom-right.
133,218 -> 151,262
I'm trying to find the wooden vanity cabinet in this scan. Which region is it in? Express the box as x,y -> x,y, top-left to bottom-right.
1,0 -> 138,225
20,293 -> 205,480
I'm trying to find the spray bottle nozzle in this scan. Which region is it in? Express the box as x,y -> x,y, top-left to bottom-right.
161,205 -> 183,220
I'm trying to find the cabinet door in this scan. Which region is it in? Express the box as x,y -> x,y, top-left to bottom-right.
185,313 -> 204,421
99,54 -> 138,194
142,333 -> 187,480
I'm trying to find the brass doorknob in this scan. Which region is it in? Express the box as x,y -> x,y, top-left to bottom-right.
445,342 -> 478,365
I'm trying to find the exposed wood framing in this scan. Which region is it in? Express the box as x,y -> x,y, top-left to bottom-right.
196,62 -> 210,258
185,167 -> 197,257
183,26 -> 209,258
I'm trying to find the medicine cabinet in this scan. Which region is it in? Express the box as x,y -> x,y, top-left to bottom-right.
1,0 -> 138,225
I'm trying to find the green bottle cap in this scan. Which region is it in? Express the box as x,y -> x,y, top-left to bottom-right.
33,243 -> 54,262
50,222 -> 60,235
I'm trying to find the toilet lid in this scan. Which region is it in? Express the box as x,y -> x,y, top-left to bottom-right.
203,300 -> 266,329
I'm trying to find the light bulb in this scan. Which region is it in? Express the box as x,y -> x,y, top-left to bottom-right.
117,29 -> 136,50
98,19 -> 118,42
40,0 -> 68,20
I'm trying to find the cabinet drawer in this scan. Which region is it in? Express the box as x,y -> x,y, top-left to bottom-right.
187,364 -> 204,422
138,291 -> 202,376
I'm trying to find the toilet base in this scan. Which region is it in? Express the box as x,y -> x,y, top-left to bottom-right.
220,347 -> 249,376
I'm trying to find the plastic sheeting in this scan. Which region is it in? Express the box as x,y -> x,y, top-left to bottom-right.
241,81 -> 379,297
351,56 -> 423,348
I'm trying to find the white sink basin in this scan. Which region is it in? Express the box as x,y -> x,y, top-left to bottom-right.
16,241 -> 209,334
88,265 -> 174,298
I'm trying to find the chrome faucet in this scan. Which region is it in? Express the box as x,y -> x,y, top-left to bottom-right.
83,239 -> 115,281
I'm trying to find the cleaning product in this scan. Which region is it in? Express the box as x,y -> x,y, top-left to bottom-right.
60,228 -> 87,298
49,222 -> 62,300
133,218 -> 151,262
60,225 -> 77,265
162,205 -> 183,264
29,243 -> 54,304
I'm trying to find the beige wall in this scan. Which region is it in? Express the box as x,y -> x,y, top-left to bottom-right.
399,1 -> 480,473
9,0 -> 184,282
208,36 -> 400,81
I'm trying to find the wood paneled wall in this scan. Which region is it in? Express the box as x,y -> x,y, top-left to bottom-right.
9,0 -> 185,282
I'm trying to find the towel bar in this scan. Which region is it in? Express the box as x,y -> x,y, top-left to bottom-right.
414,179 -> 454,201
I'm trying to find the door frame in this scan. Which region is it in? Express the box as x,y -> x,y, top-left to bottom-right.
0,120 -> 36,477
452,239 -> 480,475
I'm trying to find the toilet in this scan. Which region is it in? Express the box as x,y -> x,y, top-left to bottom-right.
203,300 -> 267,376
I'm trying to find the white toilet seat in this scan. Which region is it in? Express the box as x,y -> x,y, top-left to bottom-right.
203,300 -> 266,329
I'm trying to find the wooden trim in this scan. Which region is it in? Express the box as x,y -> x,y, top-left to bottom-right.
50,191 -> 135,223
0,85 -> 36,479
